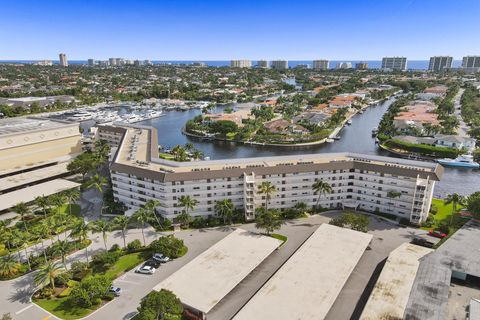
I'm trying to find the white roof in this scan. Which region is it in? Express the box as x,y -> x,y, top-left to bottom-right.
153,228 -> 282,314
0,179 -> 80,211
233,224 -> 372,320
360,243 -> 433,320
0,162 -> 70,191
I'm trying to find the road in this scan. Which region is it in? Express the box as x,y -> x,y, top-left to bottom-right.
1,212 -> 431,320
453,88 -> 468,138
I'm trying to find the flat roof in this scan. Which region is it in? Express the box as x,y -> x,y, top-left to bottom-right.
0,162 -> 70,191
233,224 -> 372,320
0,179 -> 80,211
0,117 -> 75,136
152,228 -> 282,314
360,243 -> 433,320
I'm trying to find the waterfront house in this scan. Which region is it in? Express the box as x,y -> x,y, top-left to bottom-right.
433,134 -> 476,152
292,112 -> 329,126
263,119 -> 309,135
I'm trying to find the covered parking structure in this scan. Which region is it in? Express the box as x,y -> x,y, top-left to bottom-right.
152,228 -> 282,319
233,224 -> 372,320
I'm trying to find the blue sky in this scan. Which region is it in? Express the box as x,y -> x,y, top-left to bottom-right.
1,0 -> 479,60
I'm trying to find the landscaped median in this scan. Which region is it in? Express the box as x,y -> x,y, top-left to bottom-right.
270,233 -> 288,248
32,235 -> 188,320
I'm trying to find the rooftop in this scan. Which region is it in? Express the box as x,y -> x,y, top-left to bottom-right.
360,243 -> 433,320
233,224 -> 372,320
0,117 -> 75,136
152,228 -> 282,314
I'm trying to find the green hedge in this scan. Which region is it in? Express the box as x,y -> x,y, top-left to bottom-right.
384,139 -> 460,158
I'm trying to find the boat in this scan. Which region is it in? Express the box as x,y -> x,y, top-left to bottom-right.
437,154 -> 480,168
346,119 -> 352,125
68,111 -> 93,121
372,127 -> 378,137
325,138 -> 335,143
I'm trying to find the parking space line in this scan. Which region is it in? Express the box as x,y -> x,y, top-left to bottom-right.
15,304 -> 33,315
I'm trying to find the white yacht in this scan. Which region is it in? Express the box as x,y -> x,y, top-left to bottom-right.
68,111 -> 93,121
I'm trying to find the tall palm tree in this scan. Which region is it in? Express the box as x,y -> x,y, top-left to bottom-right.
54,212 -> 69,239
12,202 -> 30,232
178,195 -> 198,216
113,216 -> 130,249
49,193 -> 67,215
258,181 -> 276,211
312,180 -> 333,210
144,200 -> 162,228
215,199 -> 235,224
35,195 -> 50,218
84,174 -> 108,193
445,193 -> 465,225
70,220 -> 91,263
63,188 -> 80,215
54,240 -> 70,269
33,224 -> 49,263
91,220 -> 111,250
133,208 -> 150,246
34,261 -> 64,290
0,255 -> 21,278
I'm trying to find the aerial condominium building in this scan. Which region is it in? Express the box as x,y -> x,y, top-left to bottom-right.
59,53 -> 68,67
462,56 -> 480,73
313,60 -> 329,70
270,60 -> 288,70
356,62 -> 368,70
428,56 -> 453,71
230,60 -> 252,68
381,57 -> 407,71
104,124 -> 443,225
256,60 -> 269,68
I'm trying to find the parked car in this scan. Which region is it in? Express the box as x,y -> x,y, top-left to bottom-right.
429,230 -> 447,238
411,237 -> 434,248
108,286 -> 122,297
135,265 -> 156,274
144,259 -> 161,268
153,253 -> 171,263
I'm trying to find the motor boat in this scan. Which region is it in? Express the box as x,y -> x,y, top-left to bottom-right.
346,119 -> 352,125
68,111 -> 93,121
437,154 -> 479,168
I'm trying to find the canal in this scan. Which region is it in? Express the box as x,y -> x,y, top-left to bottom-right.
135,98 -> 479,198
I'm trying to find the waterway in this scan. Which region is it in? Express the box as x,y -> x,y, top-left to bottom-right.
134,98 -> 479,198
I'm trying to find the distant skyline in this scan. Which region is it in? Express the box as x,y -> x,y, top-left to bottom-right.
1,0 -> 479,60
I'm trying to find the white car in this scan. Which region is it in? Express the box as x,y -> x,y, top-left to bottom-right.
152,253 -> 170,263
135,265 -> 156,274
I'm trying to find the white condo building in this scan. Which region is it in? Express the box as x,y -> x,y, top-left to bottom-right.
271,60 -> 288,70
230,60 -> 252,68
428,56 -> 453,72
256,60 -> 269,68
59,53 -> 68,67
382,57 -> 407,71
100,124 -> 443,225
313,60 -> 329,70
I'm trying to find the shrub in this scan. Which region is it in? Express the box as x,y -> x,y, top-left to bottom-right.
55,271 -> 72,286
58,287 -> 73,298
68,274 -> 112,308
92,251 -> 121,269
127,239 -> 142,251
430,204 -> 438,215
191,217 -> 207,229
149,236 -> 186,258
38,287 -> 55,299
109,244 -> 121,252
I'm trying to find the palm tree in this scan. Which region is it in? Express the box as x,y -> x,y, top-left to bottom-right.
54,212 -> 69,239
91,220 -> 111,250
144,200 -> 162,229
54,240 -> 70,269
294,202 -> 308,215
445,193 -> 465,225
33,224 -> 49,263
133,208 -> 150,246
35,195 -> 50,218
312,180 -> 333,210
215,199 -> 235,224
255,208 -> 283,235
191,149 -> 204,160
12,202 -> 30,232
34,261 -> 64,290
0,255 -> 21,278
113,216 -> 130,249
84,174 -> 108,193
49,193 -> 67,215
178,195 -> 198,216
177,211 -> 192,228
258,181 -> 276,211
70,220 -> 91,263
63,188 -> 80,215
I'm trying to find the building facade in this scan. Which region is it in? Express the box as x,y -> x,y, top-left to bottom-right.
230,60 -> 252,68
271,60 -> 288,70
381,57 -> 407,71
256,60 -> 269,68
59,53 -> 68,67
106,125 -> 442,224
428,56 -> 453,71
313,60 -> 329,70
355,62 -> 368,70
462,56 -> 480,73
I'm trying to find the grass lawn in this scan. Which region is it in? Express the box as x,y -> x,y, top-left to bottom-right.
103,252 -> 145,280
159,152 -> 175,160
34,296 -> 98,320
56,204 -> 81,216
422,198 -> 465,230
226,132 -> 236,140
